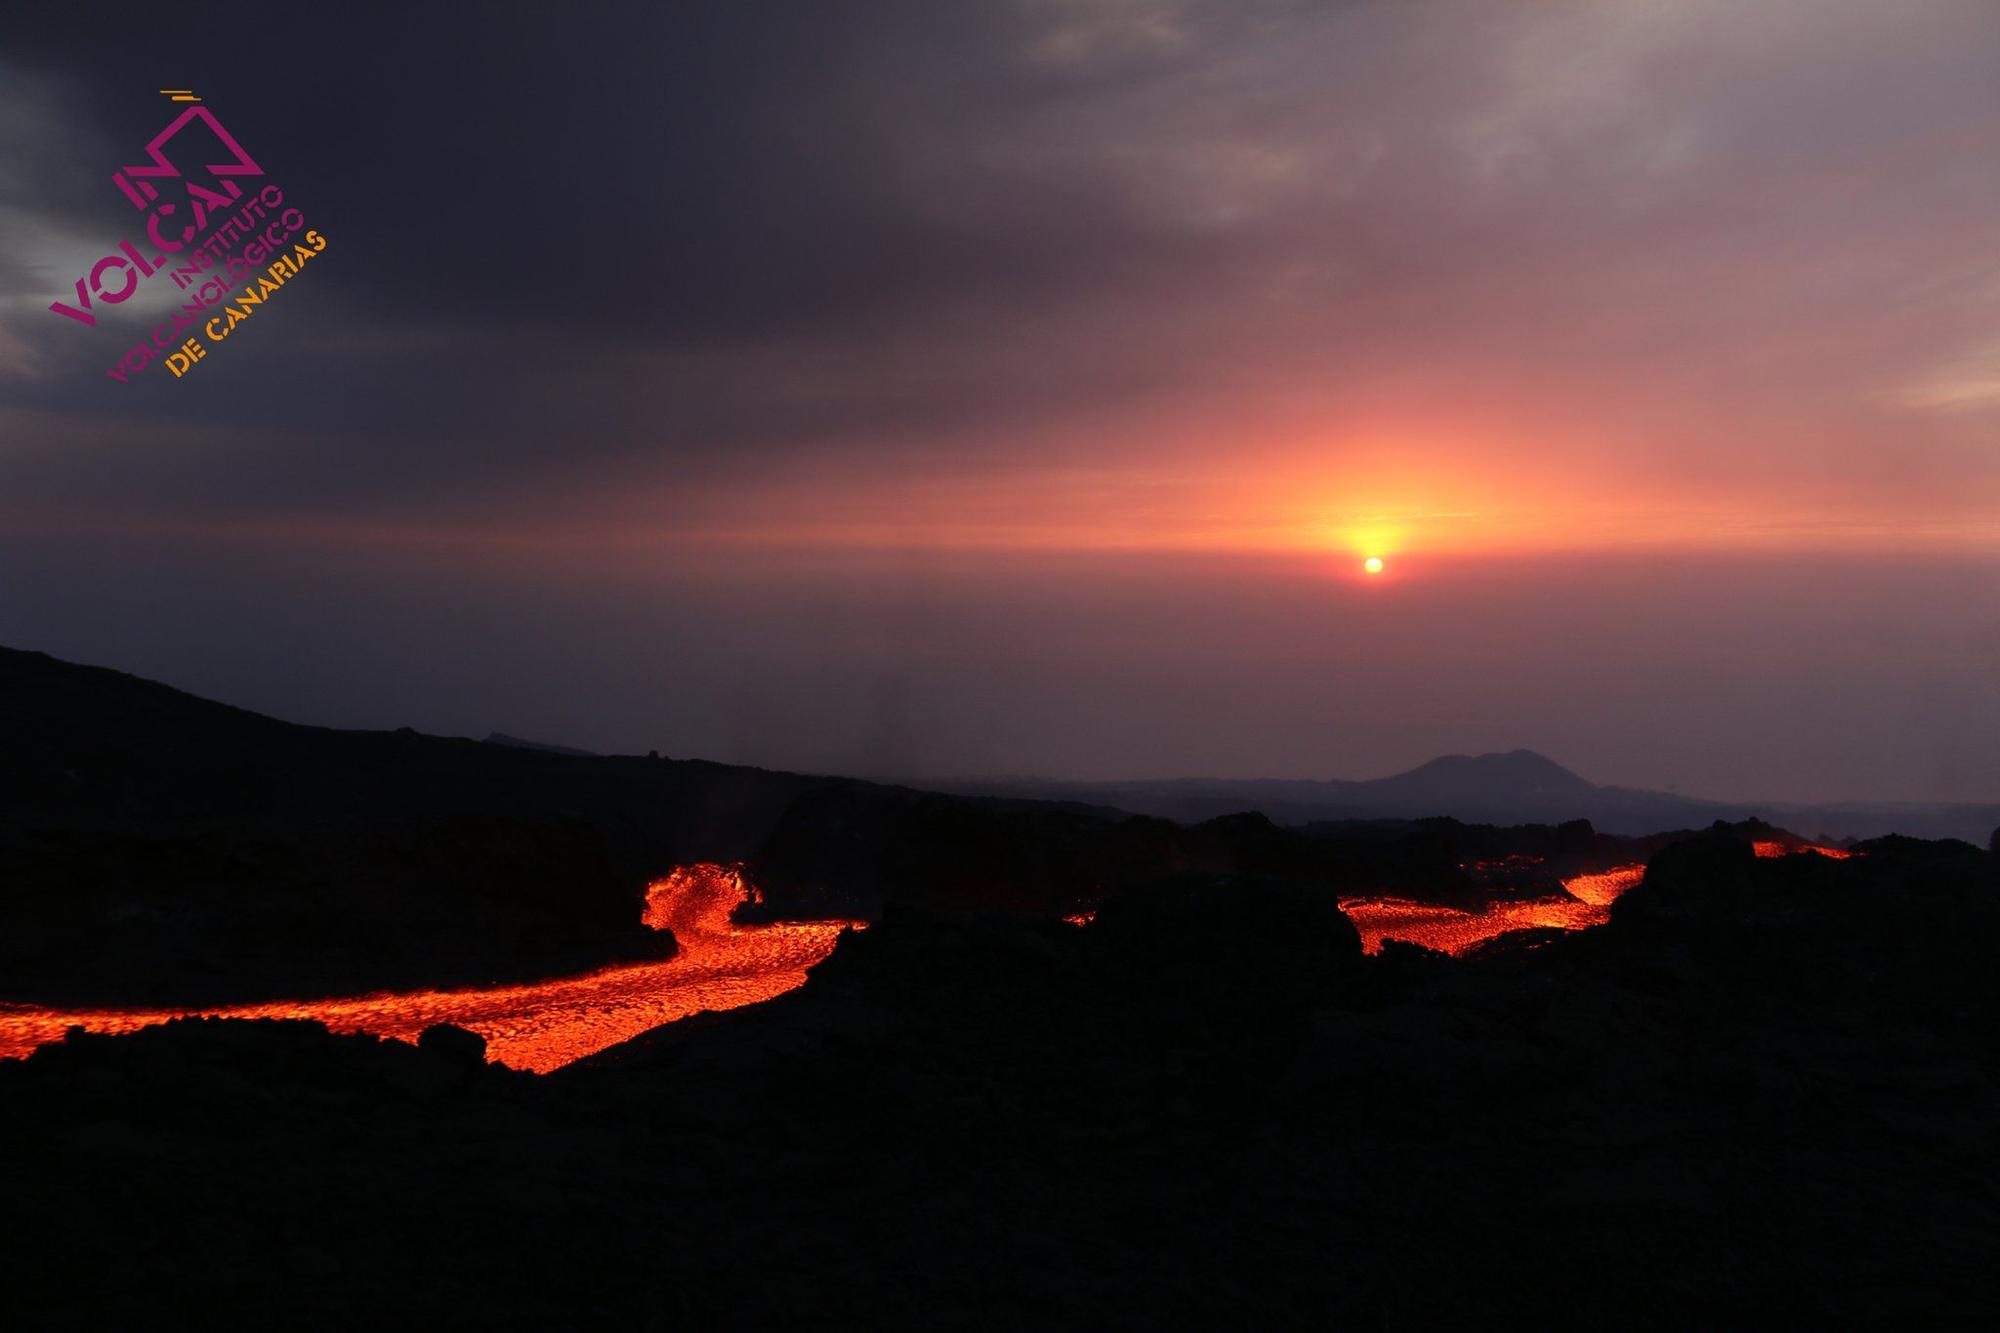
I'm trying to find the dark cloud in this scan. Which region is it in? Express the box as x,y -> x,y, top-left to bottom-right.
9,0 -> 1999,493
1,1 -> 1997,798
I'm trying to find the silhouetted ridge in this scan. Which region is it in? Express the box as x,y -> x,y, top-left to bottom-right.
1372,749 -> 1594,798
0,645 -> 828,1003
3,645 -> 1657,1004
485,732 -> 599,757
922,746 -> 2000,841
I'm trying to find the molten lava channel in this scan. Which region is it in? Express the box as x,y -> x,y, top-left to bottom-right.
1341,864 -> 1647,956
0,864 -> 859,1074
1340,841 -> 1853,956
1754,839 -> 1853,859
0,846 -> 1859,1067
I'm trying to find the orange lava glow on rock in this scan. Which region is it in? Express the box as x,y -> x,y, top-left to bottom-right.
1754,840 -> 1853,859
0,864 -> 859,1073
1341,863 -> 1646,956
1561,864 -> 1647,906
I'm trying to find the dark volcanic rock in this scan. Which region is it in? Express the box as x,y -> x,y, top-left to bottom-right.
748,782 -> 1188,917
747,791 -> 1630,921
2,837 -> 1996,1327
0,815 -> 678,1006
417,1023 -> 488,1064
1088,873 -> 1363,1008
0,645 -> 819,1003
1613,832 -> 1760,922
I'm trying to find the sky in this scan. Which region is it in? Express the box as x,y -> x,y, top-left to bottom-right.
2,0 -> 1998,804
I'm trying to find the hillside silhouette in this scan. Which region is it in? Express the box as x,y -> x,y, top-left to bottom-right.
0,646 -> 1703,1004
928,749 -> 2000,842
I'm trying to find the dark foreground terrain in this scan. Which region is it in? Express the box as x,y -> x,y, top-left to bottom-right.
5,833 -> 1995,1327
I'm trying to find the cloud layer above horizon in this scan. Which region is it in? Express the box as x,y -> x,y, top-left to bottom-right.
4,0 -> 1999,554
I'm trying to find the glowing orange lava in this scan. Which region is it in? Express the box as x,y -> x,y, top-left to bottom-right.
1561,864 -> 1646,906
0,864 -> 860,1073
1753,840 -> 1853,859
1341,863 -> 1646,956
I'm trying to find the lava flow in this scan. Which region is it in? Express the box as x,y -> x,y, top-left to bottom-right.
1343,841 -> 1861,956
0,864 -> 858,1074
1341,864 -> 1647,956
1754,840 -> 1853,859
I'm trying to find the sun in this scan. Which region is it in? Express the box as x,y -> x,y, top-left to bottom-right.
1363,556 -> 1385,575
